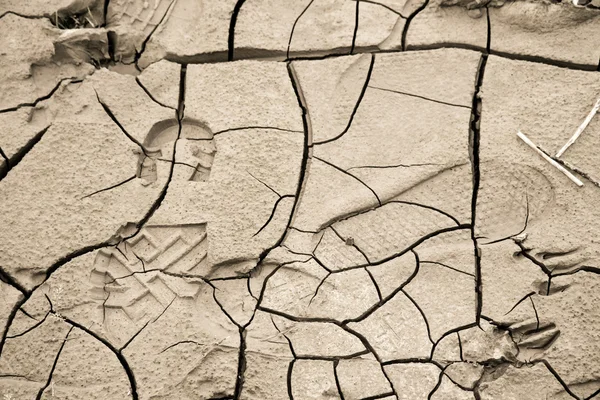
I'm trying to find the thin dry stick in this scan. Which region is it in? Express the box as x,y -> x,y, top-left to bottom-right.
517,131 -> 583,187
86,6 -> 97,27
549,154 -> 600,188
556,97 -> 600,158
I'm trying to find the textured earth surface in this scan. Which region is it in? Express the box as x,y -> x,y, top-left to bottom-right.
1,0 -> 600,399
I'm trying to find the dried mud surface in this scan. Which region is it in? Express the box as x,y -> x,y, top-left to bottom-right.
1,0 -> 600,399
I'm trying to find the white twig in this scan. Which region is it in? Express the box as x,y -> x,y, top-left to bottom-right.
556,97 -> 600,158
517,131 -> 583,187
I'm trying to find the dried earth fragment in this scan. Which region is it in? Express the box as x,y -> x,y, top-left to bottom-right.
243,311 -> 295,399
403,0 -> 488,51
235,0 -> 356,60
404,249 -> 476,341
291,359 -> 341,400
136,59 -> 181,109
122,280 -> 240,399
336,356 -> 393,399
0,14 -> 94,111
489,1 -> 600,67
445,362 -> 484,390
384,362 -> 440,399
367,251 -> 418,299
106,0 -> 237,66
272,317 -> 367,358
346,290 -> 432,362
38,327 -> 132,399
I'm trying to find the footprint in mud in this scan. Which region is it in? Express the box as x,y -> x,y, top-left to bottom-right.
138,118 -> 216,184
477,159 -> 600,274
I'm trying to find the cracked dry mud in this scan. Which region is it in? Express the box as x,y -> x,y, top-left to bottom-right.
1,1 -> 600,399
